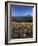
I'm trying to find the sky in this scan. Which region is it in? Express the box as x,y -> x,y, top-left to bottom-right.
10,5 -> 33,16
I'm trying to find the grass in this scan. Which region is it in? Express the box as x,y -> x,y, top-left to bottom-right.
11,22 -> 33,31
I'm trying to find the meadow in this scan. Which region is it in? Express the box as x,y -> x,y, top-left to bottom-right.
10,22 -> 33,38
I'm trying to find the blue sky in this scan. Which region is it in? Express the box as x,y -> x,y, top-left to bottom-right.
11,5 -> 33,16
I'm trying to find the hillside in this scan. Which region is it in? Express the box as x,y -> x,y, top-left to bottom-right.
11,16 -> 33,22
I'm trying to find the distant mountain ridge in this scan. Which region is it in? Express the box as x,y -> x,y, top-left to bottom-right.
11,15 -> 32,22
